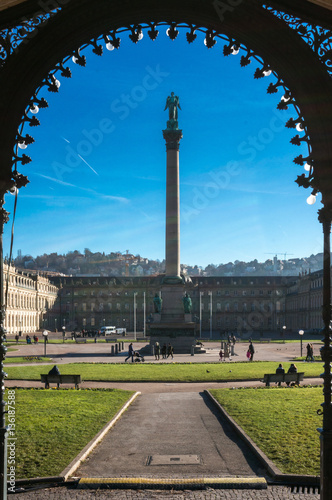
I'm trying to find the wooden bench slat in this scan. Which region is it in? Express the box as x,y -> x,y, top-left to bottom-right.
41,374 -> 81,389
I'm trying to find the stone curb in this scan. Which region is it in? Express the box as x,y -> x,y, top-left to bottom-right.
77,476 -> 267,490
205,390 -> 320,487
61,391 -> 141,480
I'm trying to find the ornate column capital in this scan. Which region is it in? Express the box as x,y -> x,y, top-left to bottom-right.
318,206 -> 332,231
162,129 -> 183,150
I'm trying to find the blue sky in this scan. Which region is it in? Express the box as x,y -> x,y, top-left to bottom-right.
4,28 -> 323,267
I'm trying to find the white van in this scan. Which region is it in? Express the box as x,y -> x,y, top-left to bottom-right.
100,326 -> 116,336
116,328 -> 126,335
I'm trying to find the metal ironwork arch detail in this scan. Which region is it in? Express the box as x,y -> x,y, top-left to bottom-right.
263,5 -> 332,77
0,9 -> 60,69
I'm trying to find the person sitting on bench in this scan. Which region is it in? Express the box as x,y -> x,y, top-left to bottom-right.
286,363 -> 297,386
276,363 -> 285,386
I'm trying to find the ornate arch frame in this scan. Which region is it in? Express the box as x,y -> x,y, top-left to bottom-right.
0,0 -> 331,497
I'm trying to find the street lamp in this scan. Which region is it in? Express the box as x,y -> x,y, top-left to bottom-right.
42,330 -> 48,357
143,292 -> 146,338
199,291 -> 203,339
299,329 -> 304,357
133,292 -> 137,341
208,291 -> 212,340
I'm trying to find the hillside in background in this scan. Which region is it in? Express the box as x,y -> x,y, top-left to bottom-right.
8,249 -> 327,278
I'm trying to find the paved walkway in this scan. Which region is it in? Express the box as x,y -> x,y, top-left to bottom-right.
5,339 -> 322,365
76,392 -> 264,478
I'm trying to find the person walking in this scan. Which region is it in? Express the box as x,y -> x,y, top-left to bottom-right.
125,342 -> 134,362
248,342 -> 255,361
305,344 -> 314,361
161,343 -> 167,359
167,343 -> 174,359
154,341 -> 160,360
309,343 -> 314,362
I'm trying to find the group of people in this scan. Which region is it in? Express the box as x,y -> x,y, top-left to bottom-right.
154,342 -> 174,360
25,334 -> 39,344
276,363 -> 298,386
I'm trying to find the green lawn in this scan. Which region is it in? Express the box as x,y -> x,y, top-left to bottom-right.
5,361 -> 322,382
5,388 -> 134,479
210,386 -> 322,475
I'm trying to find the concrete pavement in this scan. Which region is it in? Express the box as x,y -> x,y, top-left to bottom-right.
5,339 -> 322,365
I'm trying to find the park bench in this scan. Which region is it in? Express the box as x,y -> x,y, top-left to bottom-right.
41,374 -> 81,389
263,372 -> 304,387
105,338 -> 114,342
260,338 -> 271,343
75,338 -> 86,343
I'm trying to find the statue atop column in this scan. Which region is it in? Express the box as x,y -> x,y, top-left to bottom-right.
164,92 -> 181,130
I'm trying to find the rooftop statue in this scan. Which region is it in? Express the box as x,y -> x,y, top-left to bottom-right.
164,92 -> 181,129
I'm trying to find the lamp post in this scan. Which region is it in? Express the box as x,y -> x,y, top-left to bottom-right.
133,292 -> 137,341
42,330 -> 48,356
199,292 -> 203,339
143,292 -> 146,338
299,329 -> 304,357
208,291 -> 212,340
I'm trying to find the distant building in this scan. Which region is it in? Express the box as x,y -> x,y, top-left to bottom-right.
3,264 -> 58,334
49,275 -> 290,335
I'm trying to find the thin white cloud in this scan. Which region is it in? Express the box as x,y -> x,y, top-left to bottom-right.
34,174 -> 129,203
77,154 -> 99,176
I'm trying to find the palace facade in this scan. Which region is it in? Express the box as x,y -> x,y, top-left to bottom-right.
49,275 -> 292,336
3,264 -> 58,335
4,267 -> 329,336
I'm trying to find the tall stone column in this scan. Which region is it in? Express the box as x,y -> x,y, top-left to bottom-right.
162,128 -> 183,284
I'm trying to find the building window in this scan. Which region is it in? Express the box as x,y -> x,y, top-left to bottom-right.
108,303 -> 112,310
116,303 -> 121,311
216,302 -> 221,311
82,303 -> 86,312
125,303 -> 129,310
91,317 -> 95,326
91,303 -> 95,312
